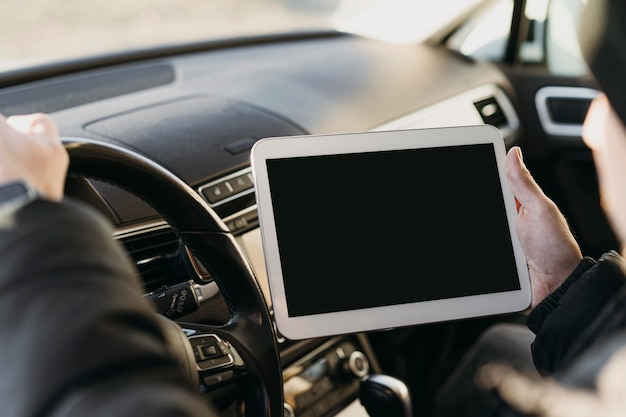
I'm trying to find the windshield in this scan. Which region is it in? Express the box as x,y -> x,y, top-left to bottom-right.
1,0 -> 482,74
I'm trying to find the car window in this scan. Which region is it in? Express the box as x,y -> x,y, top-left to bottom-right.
447,0 -> 588,76
446,0 -> 514,62
0,0 -> 333,73
546,0 -> 588,76
1,0 -> 484,74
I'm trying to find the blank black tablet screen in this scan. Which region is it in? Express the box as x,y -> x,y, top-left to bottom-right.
266,143 -> 520,317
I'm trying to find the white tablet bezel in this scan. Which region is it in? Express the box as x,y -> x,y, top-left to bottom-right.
251,125 -> 531,340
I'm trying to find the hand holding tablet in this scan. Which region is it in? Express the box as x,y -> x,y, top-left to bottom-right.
251,125 -> 531,340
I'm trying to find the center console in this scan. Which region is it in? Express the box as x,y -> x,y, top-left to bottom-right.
281,335 -> 378,417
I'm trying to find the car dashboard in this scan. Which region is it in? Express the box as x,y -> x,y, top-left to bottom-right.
0,31 -> 521,417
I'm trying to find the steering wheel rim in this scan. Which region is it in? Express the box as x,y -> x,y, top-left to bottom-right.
64,137 -> 283,417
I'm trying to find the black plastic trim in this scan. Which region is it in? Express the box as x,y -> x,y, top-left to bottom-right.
0,30 -> 347,89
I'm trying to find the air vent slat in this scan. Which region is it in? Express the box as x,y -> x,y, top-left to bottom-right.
117,227 -> 190,292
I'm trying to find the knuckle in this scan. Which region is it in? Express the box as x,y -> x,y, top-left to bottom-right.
32,113 -> 59,136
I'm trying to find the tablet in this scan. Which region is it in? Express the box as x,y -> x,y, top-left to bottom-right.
251,125 -> 531,340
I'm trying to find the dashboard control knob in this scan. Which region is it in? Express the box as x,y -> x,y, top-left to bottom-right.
343,350 -> 370,378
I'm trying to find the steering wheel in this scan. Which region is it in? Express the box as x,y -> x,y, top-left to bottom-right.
64,137 -> 283,417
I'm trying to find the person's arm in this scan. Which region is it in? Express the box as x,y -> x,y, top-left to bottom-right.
0,199 -> 219,417
504,147 -> 626,375
527,251 -> 626,374
0,114 -> 218,416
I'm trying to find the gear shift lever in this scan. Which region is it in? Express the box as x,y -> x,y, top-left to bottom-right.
359,374 -> 412,417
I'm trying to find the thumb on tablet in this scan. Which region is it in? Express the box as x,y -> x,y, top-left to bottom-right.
505,147 -> 549,213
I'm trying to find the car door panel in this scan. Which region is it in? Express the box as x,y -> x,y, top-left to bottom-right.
502,68 -> 617,258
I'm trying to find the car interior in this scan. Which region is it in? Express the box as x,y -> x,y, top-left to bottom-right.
0,0 -> 614,416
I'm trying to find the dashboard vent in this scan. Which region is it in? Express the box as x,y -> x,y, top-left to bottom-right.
118,227 -> 188,292
474,96 -> 508,130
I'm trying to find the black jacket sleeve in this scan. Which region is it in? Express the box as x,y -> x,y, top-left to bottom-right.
0,199 -> 219,417
527,251 -> 626,375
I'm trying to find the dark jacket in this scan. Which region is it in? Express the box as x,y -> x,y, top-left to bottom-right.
0,199 -> 218,417
527,251 -> 626,379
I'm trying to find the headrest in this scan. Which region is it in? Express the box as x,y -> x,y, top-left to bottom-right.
578,0 -> 626,127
